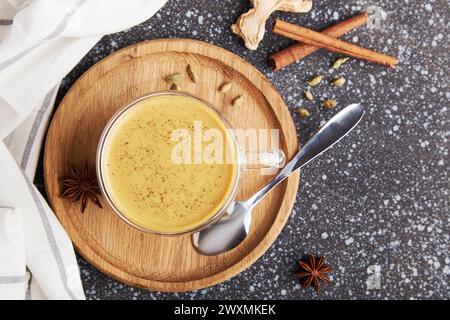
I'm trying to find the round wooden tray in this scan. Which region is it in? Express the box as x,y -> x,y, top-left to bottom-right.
44,39 -> 300,292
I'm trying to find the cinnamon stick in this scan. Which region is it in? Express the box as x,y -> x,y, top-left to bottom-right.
273,19 -> 398,68
269,13 -> 369,71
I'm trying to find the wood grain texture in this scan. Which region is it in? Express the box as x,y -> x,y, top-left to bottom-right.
43,39 -> 300,292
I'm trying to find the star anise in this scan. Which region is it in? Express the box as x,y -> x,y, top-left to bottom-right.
60,164 -> 103,213
295,254 -> 332,291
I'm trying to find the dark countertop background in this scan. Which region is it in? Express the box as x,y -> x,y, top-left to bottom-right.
35,0 -> 449,299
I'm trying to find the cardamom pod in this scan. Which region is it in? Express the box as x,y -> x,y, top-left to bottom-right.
304,91 -> 313,101
295,107 -> 310,118
165,73 -> 182,84
331,77 -> 346,87
332,57 -> 350,70
186,65 -> 197,83
322,99 -> 337,109
232,95 -> 244,107
219,82 -> 232,93
306,75 -> 323,86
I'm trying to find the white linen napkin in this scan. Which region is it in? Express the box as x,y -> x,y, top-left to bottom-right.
0,0 -> 167,300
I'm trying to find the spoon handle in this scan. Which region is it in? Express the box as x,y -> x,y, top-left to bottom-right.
246,103 -> 365,208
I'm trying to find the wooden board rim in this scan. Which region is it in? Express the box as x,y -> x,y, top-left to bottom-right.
44,38 -> 300,292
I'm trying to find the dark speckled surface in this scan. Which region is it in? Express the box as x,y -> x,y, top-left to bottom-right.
35,0 -> 450,299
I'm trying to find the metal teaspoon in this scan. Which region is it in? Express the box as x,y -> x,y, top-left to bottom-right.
192,103 -> 365,255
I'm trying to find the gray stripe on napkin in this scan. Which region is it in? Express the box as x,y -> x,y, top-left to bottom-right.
0,0 -> 87,71
22,174 -> 77,300
0,276 -> 26,284
20,86 -> 58,170
0,19 -> 13,25
45,0 -> 87,39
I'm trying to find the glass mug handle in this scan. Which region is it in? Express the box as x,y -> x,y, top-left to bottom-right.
240,149 -> 286,174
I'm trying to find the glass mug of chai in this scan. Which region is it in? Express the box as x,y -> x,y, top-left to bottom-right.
96,91 -> 285,235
